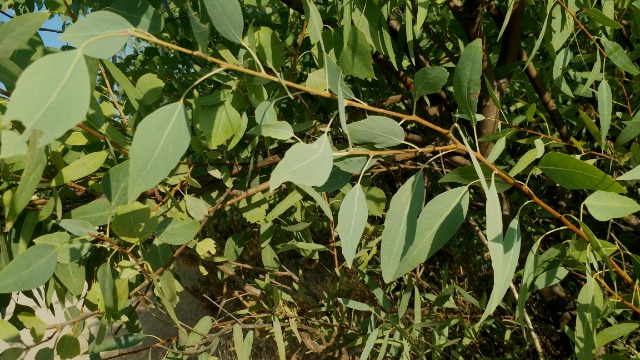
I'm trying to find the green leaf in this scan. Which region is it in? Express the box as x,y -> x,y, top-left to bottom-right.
5,134 -> 46,230
297,184 -> 334,221
0,320 -> 20,342
0,244 -> 57,293
156,218 -> 200,245
89,333 -> 145,354
270,135 -> 333,191
337,184 -> 368,267
63,198 -> 116,227
111,202 -> 157,243
55,262 -> 86,296
248,122 -> 294,140
393,187 -> 469,279
538,152 -> 625,193
360,327 -> 379,360
128,102 -> 191,201
52,150 -> 108,186
575,276 -> 603,360
601,39 -> 640,76
302,0 -> 324,47
364,186 -> 386,216
596,323 -> 639,346
481,208 -> 521,322
60,11 -> 132,59
381,172 -> 424,283
102,59 -> 141,109
256,27 -> 285,68
110,0 -> 163,34
0,12 -> 49,58
103,160 -> 131,206
272,317 -> 286,360
578,110 -> 603,146
584,8 -> 621,29
56,334 -> 81,359
97,263 -> 115,317
453,39 -> 483,122
34,232 -> 91,263
532,266 -> 569,290
203,0 -> 244,43
2,50 -> 90,149
188,5 -> 209,52
413,67 -> 448,99
347,116 -> 405,148
614,120 -> 640,147
597,80 -> 611,147
200,100 -> 243,148
57,219 -> 98,237
0,58 -> 22,93
584,191 -> 640,221
0,348 -> 23,360
618,164 -> 640,180
337,26 -> 374,79
338,298 -> 371,311
440,164 -> 512,192
136,73 -> 164,105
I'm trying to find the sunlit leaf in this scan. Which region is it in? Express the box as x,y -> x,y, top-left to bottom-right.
0,245 -> 57,293
337,184 -> 368,267
538,152 -> 625,193
584,191 -> 640,221
155,218 -> 200,245
202,0 -> 244,43
60,11 -> 132,59
601,39 -> 640,75
52,150 -> 108,186
111,202 -> 157,243
270,135 -> 333,191
347,116 -> 404,148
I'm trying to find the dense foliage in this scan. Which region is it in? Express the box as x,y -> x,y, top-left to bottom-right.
2,0 -> 640,358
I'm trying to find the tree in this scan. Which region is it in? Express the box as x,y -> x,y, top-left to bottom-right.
1,0 -> 640,358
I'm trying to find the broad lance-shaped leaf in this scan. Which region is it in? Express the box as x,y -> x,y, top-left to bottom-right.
52,150 -> 109,186
2,50 -> 90,153
381,172 -> 424,283
0,12 -> 49,58
5,134 -> 46,231
618,164 -> 640,181
128,102 -> 191,202
453,38 -> 482,122
270,135 -> 333,191
0,244 -> 57,293
393,187 -> 469,279
597,79 -> 611,147
480,181 -> 521,323
337,184 -> 368,267
575,276 -> 603,360
60,11 -> 132,59
347,116 -> 405,148
538,152 -> 625,193
202,0 -> 244,44
601,39 -> 640,76
584,191 -> 640,221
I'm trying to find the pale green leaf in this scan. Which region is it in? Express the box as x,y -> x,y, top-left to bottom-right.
413,67 -> 448,98
34,232 -> 92,263
270,135 -> 333,191
103,160 -> 131,206
302,0 -> 324,47
393,187 -> 469,279
615,119 -> 640,147
337,184 -> 368,267
2,50 -> 90,148
347,116 -> 404,148
256,27 -> 285,68
57,219 -> 98,237
0,320 -> 20,342
272,317 -> 286,360
618,165 -> 640,180
584,191 -> 640,221
60,11 -> 132,59
201,100 -> 242,148
596,323 -> 639,346
156,218 -> 200,245
297,184 -> 333,221
111,202 -> 158,243
52,150 -> 108,186
55,262 -> 86,296
338,298 -> 371,311
0,12 -> 49,58
63,198 -> 116,226
453,39 -> 483,122
203,0 -> 244,43
337,26 -> 374,79
136,73 -> 164,105
128,102 -> 191,201
602,39 -> 640,75
575,276 -> 603,360
0,244 -> 57,293
585,8 -> 621,29
597,80 -> 611,147
538,152 -> 625,193
248,122 -> 294,140
381,172 -> 424,283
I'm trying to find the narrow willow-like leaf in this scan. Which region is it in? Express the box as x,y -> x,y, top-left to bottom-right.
413,67 -> 448,99
270,135 -> 333,191
538,152 -> 625,193
601,39 -> 640,75
272,317 -> 286,360
497,0 -> 516,40
575,276 -> 603,360
453,39 -> 483,122
2,50 -> 90,149
617,165 -> 640,180
577,52 -> 601,97
0,12 -> 49,58
347,116 -> 405,148
89,334 -> 145,354
60,11 -> 132,59
337,184 -> 368,267
381,172 -> 424,283
360,327 -> 379,360
597,79 -> 612,147
615,120 -> 640,147
97,263 -> 115,318
578,110 -> 603,146
392,187 -> 469,279
303,0 -> 324,48
584,191 -> 640,221
585,8 -> 621,29
128,102 -> 191,201
52,150 -> 108,186
596,323 -> 639,347
203,0 -> 243,43
103,59 -> 141,109
5,134 -> 46,230
480,203 -> 521,322
0,245 -> 57,293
